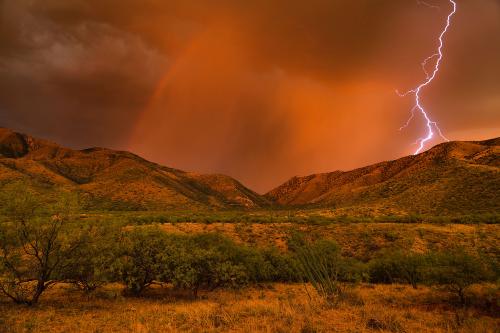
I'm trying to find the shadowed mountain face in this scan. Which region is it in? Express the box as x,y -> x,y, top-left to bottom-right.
1,127 -> 499,215
0,128 -> 269,210
266,138 -> 500,215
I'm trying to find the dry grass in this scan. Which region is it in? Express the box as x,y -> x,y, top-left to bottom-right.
1,222 -> 498,332
1,283 -> 498,333
158,223 -> 499,260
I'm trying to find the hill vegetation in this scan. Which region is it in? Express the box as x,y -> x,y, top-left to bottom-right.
0,177 -> 498,332
267,138 -> 499,216
0,128 -> 500,217
2,128 -> 498,217
0,128 -> 269,210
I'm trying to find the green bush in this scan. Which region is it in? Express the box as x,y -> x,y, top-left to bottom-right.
0,185 -> 88,305
170,246 -> 248,297
2,189 -> 497,306
109,232 -> 284,297
61,224 -> 122,293
424,249 -> 496,304
368,251 -> 428,289
161,233 -> 252,296
114,228 -> 173,295
260,248 -> 302,282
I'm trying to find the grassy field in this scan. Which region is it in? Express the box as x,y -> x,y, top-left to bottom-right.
118,209 -> 500,225
154,222 -> 499,261
1,283 -> 498,333
1,210 -> 499,333
85,209 -> 500,262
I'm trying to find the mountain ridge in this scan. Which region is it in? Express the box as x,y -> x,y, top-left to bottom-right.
266,137 -> 499,215
0,127 -> 269,210
1,127 -> 498,215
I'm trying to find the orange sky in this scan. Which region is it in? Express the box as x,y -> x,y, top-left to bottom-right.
1,0 -> 499,192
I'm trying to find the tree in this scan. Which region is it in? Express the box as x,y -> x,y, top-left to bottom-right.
170,234 -> 249,297
61,224 -> 121,293
425,249 -> 495,304
0,184 -> 87,305
259,248 -> 302,283
172,248 -> 247,297
115,228 -> 171,295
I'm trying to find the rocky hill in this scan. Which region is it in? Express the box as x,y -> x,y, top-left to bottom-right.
0,128 -> 269,210
266,138 -> 500,216
2,127 -> 498,215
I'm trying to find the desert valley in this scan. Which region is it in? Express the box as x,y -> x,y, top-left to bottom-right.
1,0 -> 499,332
0,128 -> 498,332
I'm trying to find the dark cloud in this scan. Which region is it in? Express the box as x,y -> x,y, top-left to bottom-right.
0,0 -> 499,192
0,0 -> 167,146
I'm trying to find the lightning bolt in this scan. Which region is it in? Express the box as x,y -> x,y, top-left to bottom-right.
398,0 -> 457,155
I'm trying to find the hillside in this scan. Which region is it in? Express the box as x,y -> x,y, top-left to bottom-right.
2,127 -> 499,215
266,138 -> 500,216
0,128 -> 269,210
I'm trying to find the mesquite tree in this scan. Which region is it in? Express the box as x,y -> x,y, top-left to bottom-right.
0,184 -> 87,305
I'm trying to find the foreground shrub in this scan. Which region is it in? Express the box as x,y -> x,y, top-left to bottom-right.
114,228 -> 173,295
112,232 -> 264,296
369,251 -> 428,289
169,233 -> 252,296
62,224 -> 122,293
0,187 -> 87,305
424,249 -> 496,304
171,247 -> 248,297
260,248 -> 302,282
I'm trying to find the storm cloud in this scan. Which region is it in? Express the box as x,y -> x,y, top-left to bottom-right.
1,0 -> 499,192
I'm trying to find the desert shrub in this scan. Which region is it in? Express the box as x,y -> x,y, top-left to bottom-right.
61,224 -> 122,293
0,185 -> 88,305
369,251 -> 428,288
459,213 -> 500,224
126,214 -> 170,225
185,234 -> 302,284
168,233 -> 249,296
260,248 -> 302,282
383,231 -> 399,242
162,233 -> 305,294
171,247 -> 248,296
114,228 -> 173,295
341,257 -> 368,283
424,249 -> 496,304
234,247 -> 273,283
95,230 -> 304,297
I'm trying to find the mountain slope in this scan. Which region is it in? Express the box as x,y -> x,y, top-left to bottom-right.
266,138 -> 500,215
2,127 -> 498,215
0,128 -> 269,210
